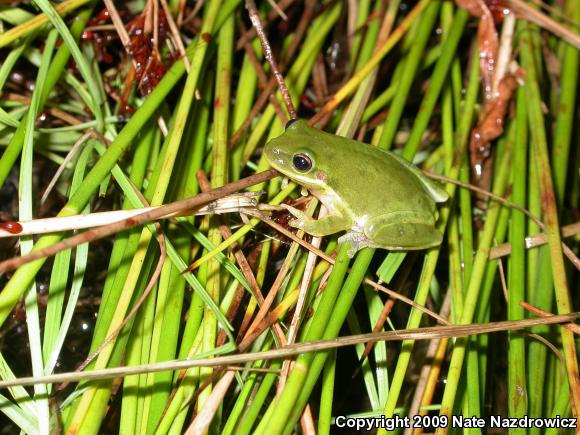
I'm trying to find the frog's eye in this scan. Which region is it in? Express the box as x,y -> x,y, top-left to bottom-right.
292,153 -> 312,172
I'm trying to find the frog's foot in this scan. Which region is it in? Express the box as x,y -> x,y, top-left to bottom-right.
289,218 -> 304,230
338,231 -> 372,258
279,203 -> 303,216
279,204 -> 308,229
279,204 -> 351,237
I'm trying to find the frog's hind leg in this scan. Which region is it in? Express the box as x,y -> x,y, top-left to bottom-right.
366,213 -> 443,250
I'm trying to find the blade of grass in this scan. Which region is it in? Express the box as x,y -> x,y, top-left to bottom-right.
317,349 -> 337,435
0,392 -> 36,433
197,11 -> 234,419
32,0 -> 103,130
43,142 -> 94,376
0,4 -> 238,332
0,8 -> 92,187
337,0 -> 390,136
19,28 -> 59,434
0,0 -> 92,49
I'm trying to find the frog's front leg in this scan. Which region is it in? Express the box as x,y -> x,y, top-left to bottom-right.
280,204 -> 350,237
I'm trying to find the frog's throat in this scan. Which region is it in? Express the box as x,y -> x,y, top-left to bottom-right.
308,187 -> 342,215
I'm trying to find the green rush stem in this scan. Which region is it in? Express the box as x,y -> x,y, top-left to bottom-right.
551,0 -> 579,203
436,143 -> 512,433
377,0 -> 440,150
401,8 -> 469,160
377,17 -> 481,435
507,86 -> 528,425
519,21 -> 580,418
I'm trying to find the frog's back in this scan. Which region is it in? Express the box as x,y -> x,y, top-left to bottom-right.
318,134 -> 438,217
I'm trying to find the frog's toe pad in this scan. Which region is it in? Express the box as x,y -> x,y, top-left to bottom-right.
339,232 -> 371,257
280,203 -> 299,214
288,218 -> 304,229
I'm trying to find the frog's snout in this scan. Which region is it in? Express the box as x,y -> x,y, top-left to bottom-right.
265,143 -> 289,168
267,146 -> 283,163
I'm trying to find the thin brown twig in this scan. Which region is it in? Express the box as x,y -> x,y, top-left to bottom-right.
245,0 -> 296,120
488,221 -> 580,259
230,1 -> 314,147
102,0 -> 131,48
235,0 -> 295,51
0,170 -> 277,273
1,313 -> 577,388
507,0 -> 580,49
180,0 -> 206,26
238,22 -> 287,123
159,0 -> 190,71
521,302 -> 580,335
41,131 -> 94,204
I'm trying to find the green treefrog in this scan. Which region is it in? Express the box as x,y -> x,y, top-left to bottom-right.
264,119 -> 449,256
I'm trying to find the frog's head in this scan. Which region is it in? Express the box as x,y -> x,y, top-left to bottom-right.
264,119 -> 328,189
